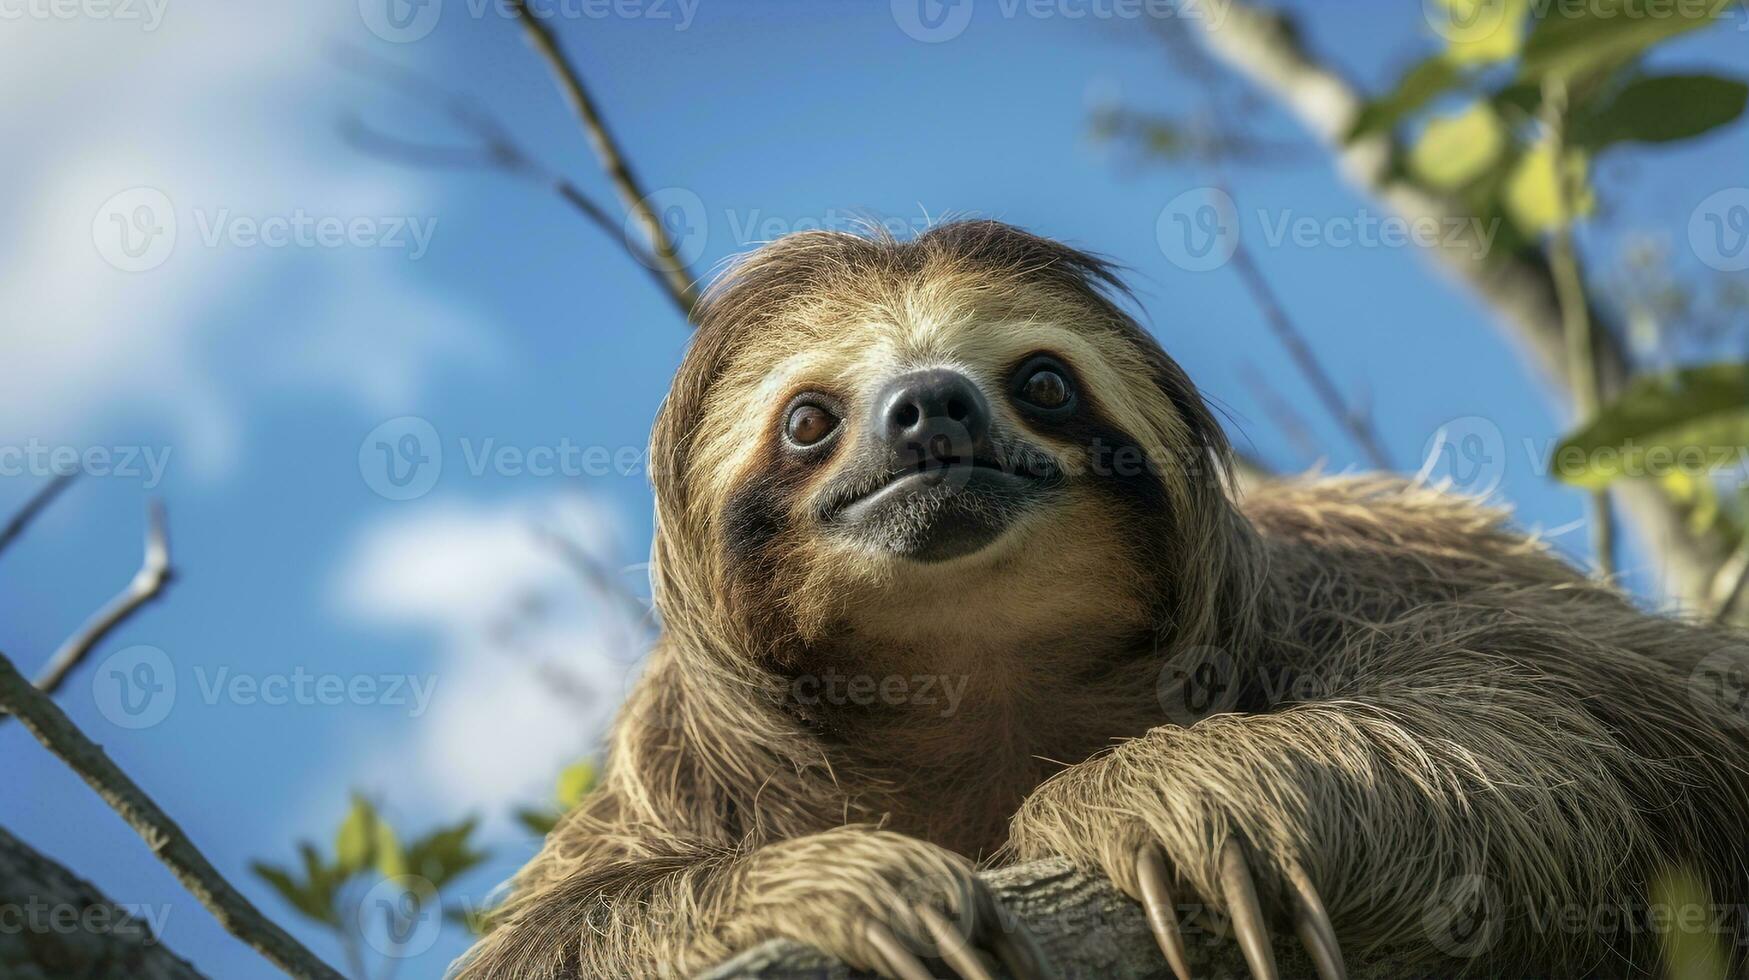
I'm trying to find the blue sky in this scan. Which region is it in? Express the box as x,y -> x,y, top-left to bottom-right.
2,2 -> 1745,977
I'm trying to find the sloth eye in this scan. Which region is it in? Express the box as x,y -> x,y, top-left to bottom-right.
784,402 -> 839,447
1013,356 -> 1075,415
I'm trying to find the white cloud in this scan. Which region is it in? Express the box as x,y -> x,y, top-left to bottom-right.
0,1 -> 498,476
330,495 -> 651,828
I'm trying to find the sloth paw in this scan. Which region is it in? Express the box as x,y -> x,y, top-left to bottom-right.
1130,838 -> 1345,980
861,891 -> 1053,980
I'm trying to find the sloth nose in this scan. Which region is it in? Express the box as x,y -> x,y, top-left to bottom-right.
872,368 -> 991,465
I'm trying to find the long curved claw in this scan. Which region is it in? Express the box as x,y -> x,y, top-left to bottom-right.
1219,839 -> 1280,980
867,920 -> 935,980
1135,844 -> 1192,980
973,889 -> 1055,980
919,904 -> 996,980
1285,865 -> 1346,980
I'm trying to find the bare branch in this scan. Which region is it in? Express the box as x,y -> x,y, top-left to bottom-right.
0,651 -> 345,980
334,44 -> 689,320
1540,77 -> 1618,578
505,0 -> 701,319
1226,233 -> 1394,470
1711,542 -> 1749,625
535,525 -> 656,639
0,472 -> 77,559
32,500 -> 174,698
1238,362 -> 1320,466
1131,24 -> 1391,472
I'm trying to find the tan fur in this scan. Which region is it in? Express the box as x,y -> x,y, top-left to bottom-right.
454,222 -> 1749,979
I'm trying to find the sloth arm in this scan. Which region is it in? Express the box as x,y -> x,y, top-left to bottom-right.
454,775 -> 1023,980
455,646 -> 1028,980
1006,597 -> 1749,972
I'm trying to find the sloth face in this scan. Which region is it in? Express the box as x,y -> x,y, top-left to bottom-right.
651,222 -> 1235,662
785,353 -> 1077,563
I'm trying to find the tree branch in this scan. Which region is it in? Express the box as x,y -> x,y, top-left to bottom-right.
1540,76 -> 1617,579
0,472 -> 76,559
1183,0 -> 1727,606
334,45 -> 689,318
1227,234 -> 1393,470
701,858 -> 1424,979
0,651 -> 345,980
0,825 -> 208,980
33,500 -> 173,698
506,0 -> 701,320
1711,541 -> 1749,625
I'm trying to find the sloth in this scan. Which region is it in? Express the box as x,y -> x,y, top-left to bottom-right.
455,220 -> 1749,980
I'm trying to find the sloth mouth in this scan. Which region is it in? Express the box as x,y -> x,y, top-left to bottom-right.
822,455 -> 1059,562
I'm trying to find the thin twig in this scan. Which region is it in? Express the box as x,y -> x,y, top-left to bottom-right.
0,651 -> 346,980
506,0 -> 701,319
535,525 -> 657,639
1237,361 -> 1320,466
33,500 -> 174,697
1541,78 -> 1617,579
333,45 -> 687,319
1151,28 -> 1392,472
1711,541 -> 1749,624
1225,235 -> 1394,470
0,472 -> 77,559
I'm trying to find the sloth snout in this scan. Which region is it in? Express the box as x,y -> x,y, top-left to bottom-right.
872,368 -> 991,467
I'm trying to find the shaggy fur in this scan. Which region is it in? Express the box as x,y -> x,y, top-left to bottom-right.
454,221 -> 1749,979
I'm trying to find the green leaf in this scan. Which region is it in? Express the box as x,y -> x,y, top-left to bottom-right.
1573,74 -> 1749,148
1504,138 -> 1592,233
445,904 -> 496,937
1552,362 -> 1749,488
374,819 -> 408,879
556,761 -> 597,809
515,807 -> 560,837
1347,55 -> 1465,142
1410,101 -> 1508,190
1438,0 -> 1533,64
406,817 -> 489,888
252,860 -> 338,926
334,796 -> 378,875
1520,0 -> 1731,80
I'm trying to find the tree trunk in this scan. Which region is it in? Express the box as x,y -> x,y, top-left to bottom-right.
0,825 -> 207,980
1186,0 -> 1732,614
701,858 -> 1431,979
